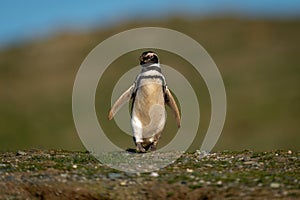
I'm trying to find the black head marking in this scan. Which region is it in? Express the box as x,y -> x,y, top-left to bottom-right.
139,51 -> 159,65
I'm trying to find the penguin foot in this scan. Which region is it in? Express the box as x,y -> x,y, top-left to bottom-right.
136,143 -> 146,153
149,144 -> 157,152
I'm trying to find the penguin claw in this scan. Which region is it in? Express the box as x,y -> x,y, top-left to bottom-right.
136,143 -> 146,153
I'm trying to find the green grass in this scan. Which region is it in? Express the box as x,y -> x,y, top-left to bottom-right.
0,150 -> 299,199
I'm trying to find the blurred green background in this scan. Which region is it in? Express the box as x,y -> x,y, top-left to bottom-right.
0,1 -> 299,151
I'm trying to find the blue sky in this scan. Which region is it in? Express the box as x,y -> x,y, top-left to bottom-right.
0,0 -> 300,48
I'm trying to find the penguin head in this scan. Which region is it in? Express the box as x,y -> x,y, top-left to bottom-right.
139,51 -> 159,65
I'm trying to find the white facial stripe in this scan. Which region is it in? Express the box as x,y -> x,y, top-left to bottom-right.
146,52 -> 155,57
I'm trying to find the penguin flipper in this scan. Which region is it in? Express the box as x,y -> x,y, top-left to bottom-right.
108,84 -> 135,120
165,87 -> 181,128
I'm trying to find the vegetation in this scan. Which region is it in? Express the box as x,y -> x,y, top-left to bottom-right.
0,18 -> 299,151
0,17 -> 299,198
0,150 -> 299,199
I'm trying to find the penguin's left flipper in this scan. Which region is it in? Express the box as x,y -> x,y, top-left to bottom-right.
108,84 -> 135,120
165,87 -> 181,128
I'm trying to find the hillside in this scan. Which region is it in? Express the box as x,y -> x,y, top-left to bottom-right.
0,17 -> 299,151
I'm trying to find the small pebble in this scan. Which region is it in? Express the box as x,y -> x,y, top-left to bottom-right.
16,151 -> 27,156
288,150 -> 292,154
197,150 -> 209,159
199,180 -> 205,184
217,180 -> 222,186
186,168 -> 194,173
60,174 -> 67,178
181,180 -> 187,185
204,164 -> 213,168
108,173 -> 122,179
270,182 -> 280,188
150,172 -> 159,177
243,161 -> 256,165
120,181 -> 127,186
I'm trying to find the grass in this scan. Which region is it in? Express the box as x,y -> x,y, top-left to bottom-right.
0,149 -> 299,199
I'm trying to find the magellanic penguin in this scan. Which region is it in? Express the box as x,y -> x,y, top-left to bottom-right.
108,51 -> 181,152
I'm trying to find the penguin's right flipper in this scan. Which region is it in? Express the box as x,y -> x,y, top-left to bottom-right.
108,84 -> 135,120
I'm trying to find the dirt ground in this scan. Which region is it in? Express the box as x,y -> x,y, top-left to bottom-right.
0,149 -> 299,200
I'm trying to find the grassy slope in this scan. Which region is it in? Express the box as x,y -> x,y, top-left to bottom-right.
0,17 -> 299,151
0,150 -> 299,199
